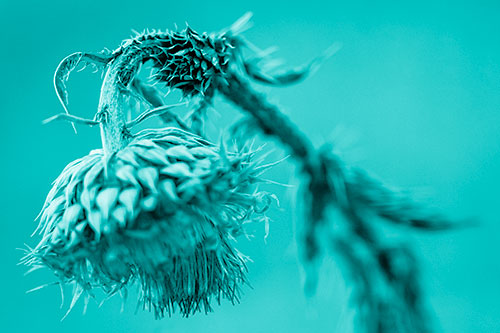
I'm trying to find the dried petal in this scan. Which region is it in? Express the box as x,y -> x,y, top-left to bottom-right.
135,147 -> 169,165
80,186 -> 99,211
160,135 -> 190,146
116,164 -> 139,186
96,187 -> 120,219
137,167 -> 159,193
59,204 -> 83,235
165,145 -> 195,161
177,178 -> 203,201
189,146 -> 218,158
195,158 -> 212,170
134,140 -> 159,149
160,162 -> 193,178
118,187 -> 140,216
141,196 -> 157,211
41,195 -> 65,223
192,165 -> 212,178
83,161 -> 104,190
64,156 -> 100,204
64,230 -> 80,250
50,226 -> 63,243
159,179 -> 179,202
74,221 -> 86,234
112,205 -> 128,228
117,149 -> 140,167
88,210 -> 103,240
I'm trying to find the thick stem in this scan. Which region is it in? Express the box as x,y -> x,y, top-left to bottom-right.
219,72 -> 332,261
220,72 -> 435,332
97,50 -> 142,155
219,73 -> 317,169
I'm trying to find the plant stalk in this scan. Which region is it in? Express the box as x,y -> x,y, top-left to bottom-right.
97,50 -> 142,156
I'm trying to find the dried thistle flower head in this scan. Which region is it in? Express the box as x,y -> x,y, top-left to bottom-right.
23,127 -> 273,318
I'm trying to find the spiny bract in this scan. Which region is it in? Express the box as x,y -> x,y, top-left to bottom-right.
23,127 -> 273,318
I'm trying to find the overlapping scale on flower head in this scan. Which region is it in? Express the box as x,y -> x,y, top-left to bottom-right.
25,127 -> 273,318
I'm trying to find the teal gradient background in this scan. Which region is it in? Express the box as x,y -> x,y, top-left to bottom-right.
1,1 -> 500,332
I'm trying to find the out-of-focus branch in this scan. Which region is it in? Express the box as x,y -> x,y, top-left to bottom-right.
218,70 -> 457,332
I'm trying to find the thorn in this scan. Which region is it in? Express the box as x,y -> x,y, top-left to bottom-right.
26,281 -> 59,294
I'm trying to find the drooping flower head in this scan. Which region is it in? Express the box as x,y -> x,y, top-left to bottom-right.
24,127 -> 273,318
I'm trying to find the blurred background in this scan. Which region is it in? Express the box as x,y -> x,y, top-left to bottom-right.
1,0 -> 499,332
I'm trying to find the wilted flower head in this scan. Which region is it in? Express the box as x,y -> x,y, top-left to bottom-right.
23,127 -> 273,318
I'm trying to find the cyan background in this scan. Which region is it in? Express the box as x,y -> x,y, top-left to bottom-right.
1,1 -> 499,332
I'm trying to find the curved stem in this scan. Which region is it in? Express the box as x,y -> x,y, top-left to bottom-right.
219,71 -> 438,332
219,72 -> 330,258
219,72 -> 316,168
97,50 -> 142,155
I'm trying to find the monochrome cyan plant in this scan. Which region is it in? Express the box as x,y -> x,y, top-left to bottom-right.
22,13 -> 465,332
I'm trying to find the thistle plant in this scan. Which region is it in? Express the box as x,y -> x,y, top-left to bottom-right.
23,13 -> 465,332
